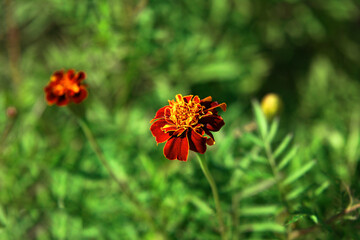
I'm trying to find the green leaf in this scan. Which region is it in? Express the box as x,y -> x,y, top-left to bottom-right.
267,118 -> 279,143
240,205 -> 280,216
315,180 -> 330,196
244,133 -> 264,147
239,222 -> 286,233
187,196 -> 214,215
286,185 -> 308,201
283,160 -> 316,186
252,100 -> 268,140
273,134 -> 293,159
51,170 -> 68,202
277,146 -> 298,170
52,211 -> 67,240
285,214 -> 307,225
251,155 -> 268,164
239,178 -> 276,199
0,205 -> 6,227
189,61 -> 240,82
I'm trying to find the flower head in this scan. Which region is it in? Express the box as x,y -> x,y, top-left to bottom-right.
44,69 -> 88,106
150,94 -> 226,161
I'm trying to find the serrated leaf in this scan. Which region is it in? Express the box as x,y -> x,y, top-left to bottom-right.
277,146 -> 298,170
252,100 -> 268,140
267,118 -> 279,143
240,205 -> 280,216
273,134 -> 293,159
239,222 -> 286,233
239,178 -> 276,199
283,160 -> 316,186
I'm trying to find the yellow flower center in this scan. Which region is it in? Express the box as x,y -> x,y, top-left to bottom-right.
51,74 -> 80,95
168,94 -> 204,128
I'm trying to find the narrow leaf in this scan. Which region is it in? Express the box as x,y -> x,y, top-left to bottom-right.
273,134 -> 293,159
277,146 -> 298,170
283,160 -> 316,186
286,185 -> 308,200
285,214 -> 307,225
315,181 -> 330,196
239,222 -> 286,233
0,205 -> 6,227
252,155 -> 268,164
267,118 -> 279,143
240,205 -> 280,216
244,133 -> 264,147
239,178 -> 276,199
187,196 -> 214,215
252,100 -> 268,140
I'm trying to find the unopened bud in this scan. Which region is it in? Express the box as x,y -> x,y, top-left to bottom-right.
261,93 -> 282,120
6,106 -> 17,119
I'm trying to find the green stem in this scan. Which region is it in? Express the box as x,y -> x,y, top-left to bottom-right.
264,141 -> 289,211
197,153 -> 227,240
75,116 -> 155,228
264,142 -> 279,180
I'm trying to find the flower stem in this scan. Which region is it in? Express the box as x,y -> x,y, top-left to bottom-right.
75,116 -> 155,227
196,153 -> 227,240
264,140 -> 289,211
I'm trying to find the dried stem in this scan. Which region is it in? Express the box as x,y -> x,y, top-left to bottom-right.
5,0 -> 21,89
288,203 -> 360,240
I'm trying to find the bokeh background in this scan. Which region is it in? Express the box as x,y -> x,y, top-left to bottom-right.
1,0 -> 360,239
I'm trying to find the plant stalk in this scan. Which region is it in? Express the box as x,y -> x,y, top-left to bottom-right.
75,116 -> 156,228
197,153 -> 227,240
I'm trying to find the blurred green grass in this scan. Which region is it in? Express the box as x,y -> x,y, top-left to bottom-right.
1,0 -> 360,239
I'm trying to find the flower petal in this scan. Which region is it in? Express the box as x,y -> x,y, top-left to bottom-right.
200,115 -> 225,132
56,95 -> 70,106
150,119 -> 172,143
162,124 -> 178,133
183,95 -> 193,103
51,70 -> 64,82
75,71 -> 86,82
71,86 -> 88,103
150,106 -> 168,123
163,132 -> 189,161
204,129 -> 215,145
188,128 -> 207,154
45,92 -> 58,105
207,102 -> 227,112
67,69 -> 75,80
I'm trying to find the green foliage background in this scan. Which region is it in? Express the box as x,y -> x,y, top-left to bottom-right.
1,0 -> 360,239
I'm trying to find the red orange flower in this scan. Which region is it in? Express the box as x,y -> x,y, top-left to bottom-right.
44,69 -> 88,106
150,94 -> 226,161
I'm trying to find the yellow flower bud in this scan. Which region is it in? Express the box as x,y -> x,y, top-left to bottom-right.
261,93 -> 282,120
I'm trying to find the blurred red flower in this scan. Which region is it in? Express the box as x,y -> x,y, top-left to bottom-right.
44,69 -> 88,106
150,94 -> 226,161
